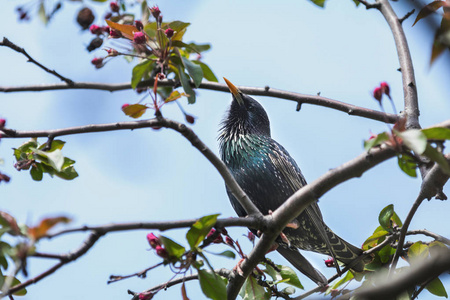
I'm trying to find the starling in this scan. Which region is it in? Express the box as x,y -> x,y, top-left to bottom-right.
219,78 -> 365,285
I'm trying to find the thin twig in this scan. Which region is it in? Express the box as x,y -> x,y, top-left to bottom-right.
357,0 -> 381,9
0,80 -> 398,124
45,216 -> 260,239
0,37 -> 74,86
389,154 -> 450,274
399,9 -> 415,25
132,268 -> 232,300
108,262 -> 164,284
407,229 -> 450,246
3,232 -> 103,297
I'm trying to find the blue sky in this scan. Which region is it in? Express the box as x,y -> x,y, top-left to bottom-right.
1,0 -> 449,299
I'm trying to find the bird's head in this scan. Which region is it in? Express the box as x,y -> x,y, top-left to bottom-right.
220,78 -> 271,138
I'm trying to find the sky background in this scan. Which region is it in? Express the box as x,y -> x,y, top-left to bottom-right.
1,0 -> 449,299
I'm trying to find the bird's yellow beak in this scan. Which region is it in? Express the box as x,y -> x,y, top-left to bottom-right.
223,77 -> 244,105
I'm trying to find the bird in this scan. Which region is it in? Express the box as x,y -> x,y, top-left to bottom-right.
218,78 -> 365,285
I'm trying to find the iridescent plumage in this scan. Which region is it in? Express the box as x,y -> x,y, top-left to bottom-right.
219,79 -> 365,285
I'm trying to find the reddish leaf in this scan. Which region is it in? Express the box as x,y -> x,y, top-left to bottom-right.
413,1 -> 446,26
0,211 -> 21,236
105,20 -> 140,40
431,38 -> 447,64
122,104 -> 148,119
181,282 -> 190,300
165,90 -> 188,103
28,216 -> 71,240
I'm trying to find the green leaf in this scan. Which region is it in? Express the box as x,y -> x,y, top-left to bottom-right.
378,204 -> 394,231
165,90 -> 188,103
422,127 -> 450,140
131,59 -> 154,89
14,140 -> 38,160
329,270 -> 354,290
378,245 -> 396,263
10,277 -> 27,296
32,148 -> 64,172
395,129 -> 427,155
362,229 -> 389,250
309,0 -> 326,8
159,235 -> 186,259
192,61 -> 218,82
186,214 -> 219,250
187,43 -> 211,53
182,57 -> 203,88
177,66 -> 196,104
263,262 -> 281,282
198,269 -> 227,300
215,250 -> 236,259
364,132 -> 389,151
353,0 -> 360,6
426,277 -> 448,297
239,276 -> 270,300
408,241 -> 429,263
423,144 -> 450,175
38,140 -> 65,151
397,154 -> 417,177
55,166 -> 79,180
278,265 -> 304,289
30,165 -> 43,181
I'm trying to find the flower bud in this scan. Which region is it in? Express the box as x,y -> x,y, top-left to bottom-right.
107,48 -> 119,57
0,173 -> 11,183
87,37 -> 103,52
373,86 -> 382,102
110,2 -> 120,12
185,114 -> 195,124
133,31 -> 146,44
164,27 -> 174,38
155,245 -> 168,258
221,228 -> 228,235
121,103 -> 130,110
146,233 -> 160,248
91,57 -> 104,69
0,119 -> 5,128
225,236 -> 234,246
150,6 -> 160,19
89,24 -> 102,35
246,231 -> 255,242
104,12 -> 112,20
380,81 -> 391,98
324,257 -> 335,267
109,28 -> 122,38
135,20 -> 144,31
138,292 -> 154,300
76,7 -> 95,30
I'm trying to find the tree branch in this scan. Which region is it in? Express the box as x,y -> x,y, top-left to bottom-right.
0,117 -> 262,219
407,229 -> 450,246
356,247 -> 450,300
0,37 -> 74,86
226,145 -> 397,299
0,80 -> 398,124
131,268 -> 232,299
377,0 -> 420,130
4,231 -> 103,297
45,216 -> 260,239
389,154 -> 450,273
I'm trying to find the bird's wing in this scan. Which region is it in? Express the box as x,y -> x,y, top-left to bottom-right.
276,246 -> 327,286
268,143 -> 339,261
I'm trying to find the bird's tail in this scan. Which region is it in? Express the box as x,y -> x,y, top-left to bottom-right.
325,230 -> 367,272
277,247 -> 328,286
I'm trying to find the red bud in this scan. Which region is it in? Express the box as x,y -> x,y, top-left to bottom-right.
164,27 -> 174,38
155,245 -> 168,258
133,31 -> 146,44
373,87 -> 382,102
135,20 -> 144,31
110,2 -> 119,12
0,119 -> 5,128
